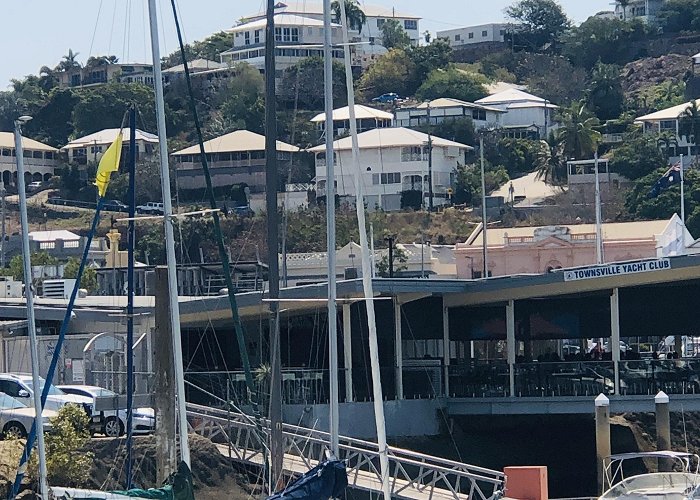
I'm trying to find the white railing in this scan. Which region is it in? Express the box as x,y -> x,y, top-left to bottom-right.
186,402 -> 505,500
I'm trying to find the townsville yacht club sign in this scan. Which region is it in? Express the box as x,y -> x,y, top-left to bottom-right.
563,258 -> 671,282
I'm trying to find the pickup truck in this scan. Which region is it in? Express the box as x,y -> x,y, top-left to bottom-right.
136,202 -> 164,215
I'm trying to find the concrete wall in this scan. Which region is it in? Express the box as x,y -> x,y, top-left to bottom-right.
283,399 -> 442,439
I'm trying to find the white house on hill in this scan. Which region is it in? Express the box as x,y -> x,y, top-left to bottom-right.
62,128 -> 158,165
636,100 -> 700,164
311,105 -> 394,138
310,127 -> 472,211
476,88 -> 558,139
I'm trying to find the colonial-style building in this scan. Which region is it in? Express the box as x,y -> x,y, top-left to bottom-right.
0,132 -> 59,187
310,127 -> 472,211
475,88 -> 558,139
311,105 -> 394,138
171,129 -> 299,193
636,100 -> 699,164
61,128 -> 158,165
437,23 -> 508,47
394,98 -> 503,130
57,63 -> 154,88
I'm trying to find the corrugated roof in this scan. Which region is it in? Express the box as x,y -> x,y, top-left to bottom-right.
310,105 -> 394,122
413,98 -> 505,113
228,13 -> 336,32
63,129 -> 158,150
172,129 -> 300,155
468,220 -> 672,246
308,127 -> 473,152
245,1 -> 420,20
636,100 -> 700,122
0,132 -> 57,152
162,58 -> 224,74
476,88 -> 550,105
485,81 -> 527,95
29,230 -> 80,242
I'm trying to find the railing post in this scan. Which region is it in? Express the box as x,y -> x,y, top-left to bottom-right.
506,300 -> 516,397
595,394 -> 611,495
394,299 -> 403,400
442,298 -> 450,397
610,288 -> 621,394
342,303 -> 353,403
655,391 -> 671,472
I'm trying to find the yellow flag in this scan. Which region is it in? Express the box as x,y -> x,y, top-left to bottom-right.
94,131 -> 123,198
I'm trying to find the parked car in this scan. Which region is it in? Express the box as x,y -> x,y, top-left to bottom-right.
0,393 -> 56,438
27,181 -> 43,192
0,373 -> 93,414
103,199 -> 129,212
58,385 -> 155,437
232,205 -> 253,217
371,92 -> 401,103
136,201 -> 164,215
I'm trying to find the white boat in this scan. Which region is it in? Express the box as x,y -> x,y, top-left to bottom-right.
600,451 -> 700,500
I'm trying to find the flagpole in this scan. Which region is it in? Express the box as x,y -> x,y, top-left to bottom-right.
680,153 -> 685,223
594,152 -> 603,265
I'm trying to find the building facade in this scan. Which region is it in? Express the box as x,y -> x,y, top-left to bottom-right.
455,216 -> 691,278
311,105 -> 394,138
437,23 -> 508,47
0,132 -> 59,188
475,88 -> 558,139
614,0 -> 665,22
395,98 -> 504,130
171,129 -> 299,193
61,128 -> 158,165
636,100 -> 698,164
310,127 -> 471,211
57,63 -> 154,88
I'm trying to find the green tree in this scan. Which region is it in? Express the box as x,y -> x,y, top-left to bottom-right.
416,117 -> 476,147
9,252 -> 57,281
534,139 -> 568,185
585,62 -> 624,121
494,138 -> 543,177
657,0 -> 700,33
555,102 -> 602,160
453,162 -> 510,205
406,39 -> 453,93
506,0 -> 572,51
357,49 -> 415,100
609,133 -> 667,180
625,168 -> 700,228
30,404 -> 94,488
55,49 -> 81,72
522,54 -> 587,105
63,257 -> 97,293
380,19 -> 411,49
415,68 -> 488,103
210,63 -> 265,134
679,100 -> 700,165
331,0 -> 367,32
279,57 -> 348,110
376,246 -> 408,277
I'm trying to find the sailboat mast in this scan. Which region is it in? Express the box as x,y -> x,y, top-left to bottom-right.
264,0 -> 284,487
125,106 -> 136,488
14,117 -> 49,500
337,4 -> 391,499
146,0 -> 190,466
323,0 -> 340,456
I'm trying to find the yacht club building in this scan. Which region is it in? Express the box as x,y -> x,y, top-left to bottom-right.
0,132 -> 59,187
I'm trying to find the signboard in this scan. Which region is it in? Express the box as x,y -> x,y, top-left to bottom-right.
563,259 -> 671,282
72,359 -> 84,383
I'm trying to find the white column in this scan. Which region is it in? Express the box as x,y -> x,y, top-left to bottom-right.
442,299 -> 450,397
394,299 -> 403,400
506,300 -> 516,397
342,303 -> 353,403
610,288 -> 621,394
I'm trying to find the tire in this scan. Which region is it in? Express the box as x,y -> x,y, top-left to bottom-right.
103,416 -> 124,438
3,421 -> 27,439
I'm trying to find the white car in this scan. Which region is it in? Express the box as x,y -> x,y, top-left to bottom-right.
58,385 -> 155,438
0,393 -> 56,438
0,373 -> 93,415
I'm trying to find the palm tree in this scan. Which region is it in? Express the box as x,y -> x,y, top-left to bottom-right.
556,102 -> 602,160
657,133 -> 679,160
535,139 -> 568,186
678,100 -> 700,164
618,0 -> 630,21
331,0 -> 367,33
56,49 -> 81,72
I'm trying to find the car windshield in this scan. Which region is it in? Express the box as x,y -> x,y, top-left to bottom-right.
91,388 -> 117,398
23,378 -> 65,396
0,393 -> 27,410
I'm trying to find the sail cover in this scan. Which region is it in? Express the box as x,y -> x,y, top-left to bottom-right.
267,460 -> 347,500
52,461 -> 195,500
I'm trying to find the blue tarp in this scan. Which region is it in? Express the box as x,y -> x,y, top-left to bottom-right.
267,460 -> 347,500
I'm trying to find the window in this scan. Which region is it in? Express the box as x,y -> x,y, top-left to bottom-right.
372,173 -> 400,184
0,380 -> 21,397
500,29 -> 506,36
275,27 -> 282,42
254,30 -> 261,44
482,30 -> 488,37
244,31 -> 250,45
472,108 -> 486,121
401,146 -> 428,162
404,20 -> 417,30
377,19 -> 386,29
283,27 -> 291,41
455,34 -> 461,41
32,151 -> 43,159
659,120 -> 676,130
468,32 -> 474,39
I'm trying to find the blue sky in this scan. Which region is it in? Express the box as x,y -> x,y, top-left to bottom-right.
2,0 -> 612,88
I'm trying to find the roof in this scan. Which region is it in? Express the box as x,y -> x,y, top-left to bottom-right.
29,230 -> 80,242
308,127 -> 473,152
467,219 -> 674,247
484,81 -> 527,95
162,58 -> 224,74
0,133 -> 57,152
476,88 -> 552,106
229,13 -> 338,32
62,129 -> 158,150
413,98 -> 504,113
490,171 -> 566,205
310,105 -> 394,123
636,99 -> 700,122
245,2 -> 420,20
172,129 -> 300,155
